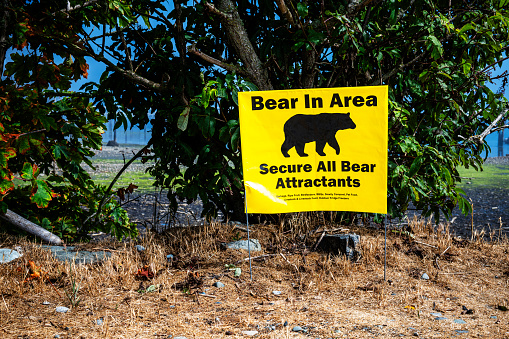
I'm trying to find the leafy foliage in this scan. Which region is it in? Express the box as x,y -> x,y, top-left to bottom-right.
0,0 -> 137,240
2,0 -> 509,225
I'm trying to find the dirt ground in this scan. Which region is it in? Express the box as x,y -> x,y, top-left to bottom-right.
1,220 -> 509,338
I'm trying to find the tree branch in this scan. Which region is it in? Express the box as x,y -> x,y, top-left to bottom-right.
0,209 -> 63,244
188,44 -> 245,74
204,1 -> 272,90
93,139 -> 153,226
370,52 -> 427,86
275,0 -> 295,26
468,108 -> 509,143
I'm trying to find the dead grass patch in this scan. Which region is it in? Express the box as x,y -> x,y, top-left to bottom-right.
0,219 -> 509,338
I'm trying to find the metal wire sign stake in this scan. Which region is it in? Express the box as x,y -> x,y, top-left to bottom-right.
237,86 -> 388,281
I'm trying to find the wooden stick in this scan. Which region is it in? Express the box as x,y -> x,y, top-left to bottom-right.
235,254 -> 276,264
312,231 -> 326,251
413,240 -> 438,249
280,253 -> 298,271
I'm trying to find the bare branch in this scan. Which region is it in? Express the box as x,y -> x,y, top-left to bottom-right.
370,52 -> 426,86
120,33 -> 133,71
205,0 -> 273,90
468,108 -> 509,143
188,44 -> 245,74
275,0 -> 295,26
53,0 -> 100,15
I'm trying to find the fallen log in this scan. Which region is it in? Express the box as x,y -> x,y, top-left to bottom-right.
0,209 -> 63,245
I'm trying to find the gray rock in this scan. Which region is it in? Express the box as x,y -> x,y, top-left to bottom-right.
453,319 -> 467,324
272,291 -> 282,296
435,317 -> 447,321
0,248 -> 22,263
54,335 -> 60,338
55,306 -> 70,313
292,326 -> 303,332
166,254 -> 174,261
242,331 -> 258,336
491,315 -> 497,319
174,337 -> 188,339
42,301 -> 51,305
226,239 -> 261,252
421,273 -> 430,280
455,330 -> 469,334
96,318 -> 104,325
430,312 -> 442,317
136,245 -> 146,252
317,234 -> 361,260
41,245 -> 111,264
213,281 -> 225,288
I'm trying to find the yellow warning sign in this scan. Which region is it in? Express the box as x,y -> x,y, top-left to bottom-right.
239,86 -> 388,214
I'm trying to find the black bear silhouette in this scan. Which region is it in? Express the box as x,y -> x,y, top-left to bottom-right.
281,113 -> 356,157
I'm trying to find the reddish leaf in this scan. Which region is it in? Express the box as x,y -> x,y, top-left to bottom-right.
116,187 -> 126,201
135,265 -> 154,280
126,183 -> 138,194
0,148 -> 16,167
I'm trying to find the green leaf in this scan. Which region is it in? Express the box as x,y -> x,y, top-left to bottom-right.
20,162 -> 38,180
178,107 -> 190,131
297,3 -> 308,17
0,201 -> 7,214
0,148 -> 16,168
458,23 -> 476,35
31,180 -> 54,208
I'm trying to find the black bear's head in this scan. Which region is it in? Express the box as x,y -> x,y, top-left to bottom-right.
336,112 -> 356,130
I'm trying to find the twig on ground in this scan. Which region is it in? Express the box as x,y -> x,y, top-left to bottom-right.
413,240 -> 438,249
280,253 -> 299,271
313,231 -> 326,251
235,254 -> 276,264
440,246 -> 450,257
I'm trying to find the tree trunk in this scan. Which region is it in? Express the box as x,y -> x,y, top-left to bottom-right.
0,209 -> 63,244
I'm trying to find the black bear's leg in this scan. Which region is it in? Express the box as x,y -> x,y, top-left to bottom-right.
281,139 -> 292,157
315,140 -> 327,156
295,143 -> 308,157
328,137 -> 340,155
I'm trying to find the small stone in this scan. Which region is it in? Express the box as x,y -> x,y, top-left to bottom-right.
435,317 -> 447,321
96,318 -> 104,325
55,306 -> 70,313
136,245 -> 146,252
283,321 -> 288,327
272,291 -> 282,296
421,273 -> 430,280
430,312 -> 442,317
0,249 -> 22,264
491,316 -> 497,319
166,254 -> 174,261
225,239 -> 262,252
242,330 -> 258,336
453,319 -> 467,324
215,302 -> 222,304
455,330 -> 469,334
174,337 -> 188,339
213,281 -> 225,288
292,326 -> 303,332
42,301 -> 51,305
54,335 -> 60,338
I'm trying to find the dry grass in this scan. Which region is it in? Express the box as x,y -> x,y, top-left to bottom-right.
1,218 -> 509,338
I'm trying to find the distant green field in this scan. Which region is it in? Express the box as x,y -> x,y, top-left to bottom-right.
89,159 -> 157,193
457,163 -> 509,190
